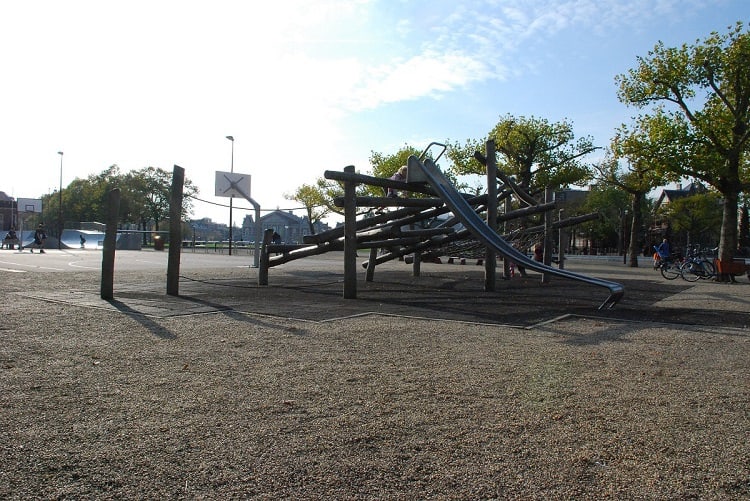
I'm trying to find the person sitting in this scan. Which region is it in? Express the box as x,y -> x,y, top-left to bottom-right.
533,244 -> 543,262
376,166 -> 409,215
4,228 -> 18,249
31,223 -> 46,253
271,231 -> 282,255
386,166 -> 408,198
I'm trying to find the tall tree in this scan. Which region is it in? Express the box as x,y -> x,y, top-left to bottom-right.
285,184 -> 331,234
616,22 -> 750,277
579,182 -> 631,253
43,165 -> 121,228
606,121 -> 673,266
42,165 -> 197,238
660,192 -> 723,248
124,167 -> 197,232
449,114 -> 596,196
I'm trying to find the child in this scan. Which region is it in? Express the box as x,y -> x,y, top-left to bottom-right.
31,224 -> 47,253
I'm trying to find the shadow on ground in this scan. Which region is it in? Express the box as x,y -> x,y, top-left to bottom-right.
121,268 -> 750,328
20,267 -> 749,329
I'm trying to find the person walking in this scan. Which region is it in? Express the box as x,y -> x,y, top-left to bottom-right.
656,238 -> 671,259
653,238 -> 671,268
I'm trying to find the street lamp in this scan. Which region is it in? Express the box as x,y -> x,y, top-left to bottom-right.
57,151 -> 63,250
226,135 -> 234,256
623,209 -> 629,264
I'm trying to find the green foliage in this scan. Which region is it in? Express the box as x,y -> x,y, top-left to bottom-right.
449,114 -> 596,195
616,22 -> 750,262
659,191 -> 723,245
285,184 -> 331,234
369,144 -> 463,194
42,165 -> 198,230
369,145 -> 421,179
312,177 -> 354,217
580,184 -> 629,242
301,143 -> 460,215
122,167 -> 198,231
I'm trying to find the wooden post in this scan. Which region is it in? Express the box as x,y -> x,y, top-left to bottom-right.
485,140 -> 497,291
100,188 -> 120,300
258,228 -> 274,285
558,209 -> 566,270
542,187 -> 552,284
166,165 -> 184,296
365,246 -> 378,282
412,247 -> 421,276
343,165 -> 357,299
503,196 -> 512,279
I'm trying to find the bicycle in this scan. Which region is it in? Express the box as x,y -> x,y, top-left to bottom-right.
656,253 -> 682,280
680,246 -> 717,282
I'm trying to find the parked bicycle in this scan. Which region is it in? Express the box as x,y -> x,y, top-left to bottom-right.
680,246 -> 718,282
655,253 -> 682,280
654,244 -> 682,280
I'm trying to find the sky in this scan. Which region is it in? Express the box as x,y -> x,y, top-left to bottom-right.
1,0 -> 747,227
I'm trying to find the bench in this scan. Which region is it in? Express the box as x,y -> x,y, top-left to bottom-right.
3,238 -> 19,250
715,258 -> 750,279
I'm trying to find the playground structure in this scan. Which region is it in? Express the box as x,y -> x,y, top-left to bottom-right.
256,142 -> 624,309
95,145 -> 624,309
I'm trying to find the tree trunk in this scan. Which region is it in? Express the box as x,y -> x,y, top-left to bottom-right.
628,193 -> 644,267
717,189 -> 739,282
740,203 -> 749,248
306,208 -> 316,235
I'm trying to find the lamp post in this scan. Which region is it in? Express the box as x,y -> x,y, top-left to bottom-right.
57,151 -> 63,250
226,135 -> 234,256
623,209 -> 629,264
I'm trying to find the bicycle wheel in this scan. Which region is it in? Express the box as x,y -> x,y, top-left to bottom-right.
660,261 -> 681,280
699,259 -> 716,279
680,261 -> 702,282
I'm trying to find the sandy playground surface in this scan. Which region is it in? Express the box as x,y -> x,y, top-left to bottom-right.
0,250 -> 748,499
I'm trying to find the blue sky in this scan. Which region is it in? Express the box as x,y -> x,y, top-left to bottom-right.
1,0 -> 747,226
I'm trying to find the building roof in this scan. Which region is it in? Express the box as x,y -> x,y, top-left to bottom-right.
260,210 -> 303,225
655,182 -> 707,210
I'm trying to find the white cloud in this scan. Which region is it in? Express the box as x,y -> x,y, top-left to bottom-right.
0,0 -> 738,223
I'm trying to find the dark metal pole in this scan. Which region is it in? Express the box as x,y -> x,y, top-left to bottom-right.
226,135 -> 234,256
57,151 -> 63,249
623,210 -> 629,264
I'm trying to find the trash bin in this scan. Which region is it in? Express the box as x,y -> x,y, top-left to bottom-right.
153,235 -> 164,251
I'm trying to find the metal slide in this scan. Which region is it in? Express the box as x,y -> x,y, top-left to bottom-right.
411,156 -> 624,309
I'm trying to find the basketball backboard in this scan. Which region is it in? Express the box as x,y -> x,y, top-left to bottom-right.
215,171 -> 251,198
17,198 -> 42,213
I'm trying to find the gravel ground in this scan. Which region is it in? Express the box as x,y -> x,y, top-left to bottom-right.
0,256 -> 748,499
